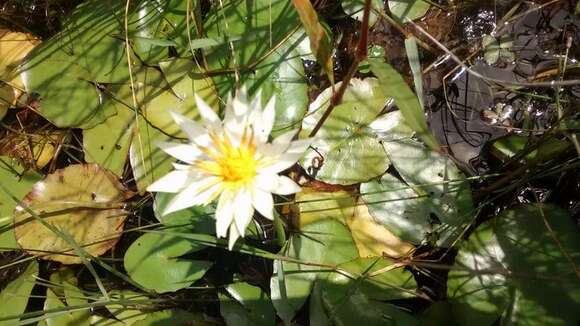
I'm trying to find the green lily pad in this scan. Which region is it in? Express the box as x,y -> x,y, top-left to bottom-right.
382,138 -> 473,246
123,232 -> 212,293
0,157 -> 42,251
204,0 -> 308,136
300,78 -> 390,185
129,0 -> 192,64
219,281 -> 275,326
14,164 -> 129,264
41,269 -> 90,326
388,0 -> 430,22
83,103 -> 134,177
448,204 -> 580,325
361,173 -> 432,244
320,257 -> 418,325
0,260 -> 38,326
18,0 -> 131,128
270,209 -> 358,323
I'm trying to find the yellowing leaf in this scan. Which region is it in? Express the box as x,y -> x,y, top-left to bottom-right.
347,198 -> 414,258
295,187 -> 356,227
291,0 -> 333,84
14,164 -> 129,264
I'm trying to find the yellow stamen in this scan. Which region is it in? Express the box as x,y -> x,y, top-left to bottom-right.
195,127 -> 259,188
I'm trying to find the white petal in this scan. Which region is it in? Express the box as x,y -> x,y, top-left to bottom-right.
157,142 -> 203,163
272,176 -> 301,195
147,170 -> 193,193
273,129 -> 299,145
163,178 -> 220,215
170,111 -> 205,141
252,189 -> 274,220
257,142 -> 287,160
233,88 -> 249,116
215,190 -> 235,238
194,94 -> 220,126
254,172 -> 279,193
228,223 -> 241,250
255,96 -> 276,142
261,152 -> 304,174
234,189 -> 254,237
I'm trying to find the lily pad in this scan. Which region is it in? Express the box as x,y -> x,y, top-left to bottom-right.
320,257 -> 418,325
14,164 -> 129,264
388,0 -> 430,22
347,197 -> 414,258
219,281 -> 275,326
361,173 -> 432,244
300,78 -> 390,185
123,232 -> 212,293
204,0 -> 309,136
41,269 -> 91,326
382,137 -> 473,246
0,157 -> 42,250
83,100 -> 134,177
0,260 -> 38,325
448,204 -> 580,325
270,192 -> 358,322
18,0 -> 130,128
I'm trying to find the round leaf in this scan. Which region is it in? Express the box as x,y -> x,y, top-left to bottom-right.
388,0 -> 430,22
124,232 -> 212,293
14,164 -> 128,264
361,173 -> 432,244
320,258 -> 418,325
300,78 -> 390,185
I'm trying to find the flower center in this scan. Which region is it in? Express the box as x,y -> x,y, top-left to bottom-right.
196,128 -> 259,185
217,144 -> 257,183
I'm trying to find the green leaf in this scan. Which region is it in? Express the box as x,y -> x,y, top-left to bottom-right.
388,0 -> 430,22
382,138 -> 473,246
270,211 -> 358,323
300,78 -> 390,185
447,222 -> 510,325
369,59 -> 439,151
128,0 -> 193,64
83,104 -> 134,177
18,0 -> 129,128
41,269 -> 90,326
13,164 -> 129,264
219,282 -> 275,326
361,173 -> 432,244
123,232 -> 212,293
0,261 -> 38,326
0,157 -> 42,251
448,204 -> 580,325
482,34 -> 500,65
320,258 -> 418,326
204,0 -> 308,136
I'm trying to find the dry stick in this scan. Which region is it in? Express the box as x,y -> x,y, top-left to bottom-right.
410,22 -> 580,87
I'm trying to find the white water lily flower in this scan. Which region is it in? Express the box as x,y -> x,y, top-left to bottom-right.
148,90 -> 312,249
